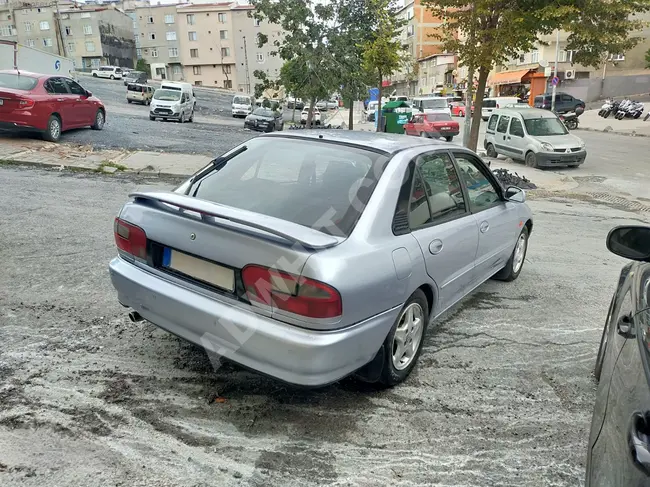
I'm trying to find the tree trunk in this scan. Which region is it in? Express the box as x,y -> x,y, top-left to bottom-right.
306,97 -> 316,128
462,62 -> 474,148
468,65 -> 489,152
376,73 -> 383,133
348,98 -> 354,130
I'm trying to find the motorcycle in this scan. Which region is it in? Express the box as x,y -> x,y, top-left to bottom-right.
558,106 -> 584,130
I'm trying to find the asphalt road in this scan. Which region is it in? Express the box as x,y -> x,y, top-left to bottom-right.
2,165 -> 645,486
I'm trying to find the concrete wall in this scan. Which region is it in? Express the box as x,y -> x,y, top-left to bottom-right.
558,74 -> 650,102
98,9 -> 136,68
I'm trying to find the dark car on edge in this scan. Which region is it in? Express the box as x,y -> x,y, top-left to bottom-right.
586,225 -> 650,486
244,107 -> 284,132
534,92 -> 586,114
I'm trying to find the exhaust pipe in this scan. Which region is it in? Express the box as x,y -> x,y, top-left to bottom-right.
129,311 -> 144,322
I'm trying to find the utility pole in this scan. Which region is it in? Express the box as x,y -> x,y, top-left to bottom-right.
54,0 -> 67,58
242,34 -> 251,94
550,29 -> 559,112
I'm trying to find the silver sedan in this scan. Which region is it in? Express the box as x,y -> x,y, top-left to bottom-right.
109,132 -> 533,387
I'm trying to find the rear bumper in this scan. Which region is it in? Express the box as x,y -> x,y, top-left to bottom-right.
536,150 -> 587,167
0,117 -> 44,132
108,257 -> 399,386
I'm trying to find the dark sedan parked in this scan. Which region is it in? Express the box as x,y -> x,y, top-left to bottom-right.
587,225 -> 650,486
244,107 -> 284,132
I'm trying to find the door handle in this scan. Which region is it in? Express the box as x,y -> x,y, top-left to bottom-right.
56,98 -> 64,102
628,411 -> 650,476
480,221 -> 489,233
506,136 -> 511,140
429,239 -> 443,255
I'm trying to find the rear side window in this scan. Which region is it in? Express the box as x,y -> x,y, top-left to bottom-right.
193,138 -> 389,237
487,114 -> 499,130
0,73 -> 38,91
44,77 -> 69,94
496,115 -> 510,133
483,99 -> 497,108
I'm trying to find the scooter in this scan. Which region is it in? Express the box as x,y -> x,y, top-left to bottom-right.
559,106 -> 584,130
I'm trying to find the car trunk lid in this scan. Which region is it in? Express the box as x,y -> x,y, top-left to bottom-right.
0,88 -> 34,112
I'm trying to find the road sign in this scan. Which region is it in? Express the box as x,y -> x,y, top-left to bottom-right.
551,76 -> 559,86
54,60 -> 61,71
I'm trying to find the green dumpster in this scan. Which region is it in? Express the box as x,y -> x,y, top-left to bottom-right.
381,100 -> 412,134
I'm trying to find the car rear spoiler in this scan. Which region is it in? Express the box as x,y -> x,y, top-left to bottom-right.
129,191 -> 343,250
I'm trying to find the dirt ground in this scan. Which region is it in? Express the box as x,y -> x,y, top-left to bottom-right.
0,165 -> 640,486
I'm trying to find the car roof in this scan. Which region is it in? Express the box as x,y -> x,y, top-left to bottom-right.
0,69 -> 49,79
493,107 -> 556,118
260,130 -> 451,154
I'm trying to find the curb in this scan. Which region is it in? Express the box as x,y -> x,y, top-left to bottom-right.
575,127 -> 650,138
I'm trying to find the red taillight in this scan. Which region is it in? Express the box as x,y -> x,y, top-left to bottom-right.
241,264 -> 342,319
496,103 -> 500,108
114,217 -> 147,259
18,98 -> 35,109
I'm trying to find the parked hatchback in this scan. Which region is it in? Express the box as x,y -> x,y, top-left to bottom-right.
484,107 -> 586,168
91,66 -> 123,80
126,83 -> 154,105
404,112 -> 459,141
0,70 -> 105,142
109,132 -> 533,387
586,225 -> 650,486
123,70 -> 147,86
534,92 -> 585,114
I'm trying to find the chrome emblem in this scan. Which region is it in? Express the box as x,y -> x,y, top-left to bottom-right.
190,233 -> 196,240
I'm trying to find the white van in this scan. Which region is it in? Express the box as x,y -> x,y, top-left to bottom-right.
91,66 -> 123,80
411,97 -> 451,116
232,94 -> 255,118
160,81 -> 195,109
481,96 -> 524,120
483,107 -> 586,168
149,87 -> 194,123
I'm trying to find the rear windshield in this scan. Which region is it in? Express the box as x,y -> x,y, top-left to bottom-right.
252,108 -> 275,116
524,117 -> 568,136
128,71 -> 144,77
233,96 -> 251,105
193,138 -> 389,237
127,84 -> 144,92
153,89 -> 180,101
483,99 -> 497,108
426,113 -> 452,122
0,73 -> 38,91
420,98 -> 448,109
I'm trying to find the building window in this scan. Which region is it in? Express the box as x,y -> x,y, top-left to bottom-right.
193,66 -> 201,75
173,65 -> 182,74
67,42 -> 75,52
24,21 -> 31,32
221,47 -> 230,57
558,50 -> 567,62
223,64 -> 231,74
164,14 -> 174,24
147,16 -> 154,24
218,13 -> 226,23
81,12 -> 91,19
64,26 -> 72,36
517,54 -> 525,64
186,14 -> 195,25
256,52 -> 264,63
83,24 -> 92,35
531,50 -> 539,63
190,48 -> 198,58
43,37 -> 53,47
37,7 -> 46,13
26,38 -> 34,47
224,79 -> 232,89
136,48 -> 142,56
188,31 -> 197,41
219,29 -> 228,40
169,47 -> 178,57
166,31 -> 176,40
149,33 -> 156,40
195,80 -> 202,86
610,53 -> 625,61
406,24 -> 414,37
85,40 -> 95,52
253,18 -> 261,27
39,21 -> 50,31
151,48 -> 158,57
0,25 -> 14,37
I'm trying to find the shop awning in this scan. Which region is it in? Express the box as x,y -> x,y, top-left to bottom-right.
488,69 -> 532,86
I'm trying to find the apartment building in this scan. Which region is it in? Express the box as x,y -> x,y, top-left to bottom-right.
132,3 -> 187,80
417,53 -> 457,95
0,1 -> 136,69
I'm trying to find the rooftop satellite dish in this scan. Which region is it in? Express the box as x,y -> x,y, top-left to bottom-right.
539,59 -> 549,67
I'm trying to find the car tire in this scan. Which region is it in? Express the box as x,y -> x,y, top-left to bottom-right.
525,151 -> 538,168
127,100 -> 132,104
445,136 -> 453,142
279,122 -> 284,131
91,109 -> 105,130
486,143 -> 498,158
594,294 -> 616,382
188,111 -> 194,122
110,75 -> 115,80
149,115 -> 155,121
419,132 -> 427,138
494,226 -> 529,282
43,115 -> 62,142
379,289 -> 429,387
93,73 -> 98,77
179,112 -> 185,123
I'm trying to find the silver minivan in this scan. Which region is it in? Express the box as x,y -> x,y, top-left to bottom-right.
484,107 -> 586,168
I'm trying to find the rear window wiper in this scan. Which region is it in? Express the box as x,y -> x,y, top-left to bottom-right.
185,145 -> 248,195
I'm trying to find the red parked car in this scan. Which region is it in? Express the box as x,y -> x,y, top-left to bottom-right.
404,112 -> 460,141
0,70 -> 105,142
449,101 -> 474,117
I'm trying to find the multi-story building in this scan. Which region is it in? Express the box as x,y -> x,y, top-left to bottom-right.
417,53 -> 457,95
132,3 -> 186,80
0,1 -> 136,70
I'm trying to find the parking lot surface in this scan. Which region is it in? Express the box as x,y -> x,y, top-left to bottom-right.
1,165 -> 641,486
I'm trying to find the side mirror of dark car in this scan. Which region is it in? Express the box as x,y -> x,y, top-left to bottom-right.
505,186 -> 525,203
607,226 -> 650,262
85,91 -> 92,97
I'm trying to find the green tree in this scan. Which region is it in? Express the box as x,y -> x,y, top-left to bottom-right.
361,0 -> 405,132
135,59 -> 149,75
646,47 -> 650,68
422,0 -> 650,151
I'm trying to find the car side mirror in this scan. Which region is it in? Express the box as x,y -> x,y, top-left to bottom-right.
85,91 -> 92,97
607,226 -> 650,262
505,186 -> 525,203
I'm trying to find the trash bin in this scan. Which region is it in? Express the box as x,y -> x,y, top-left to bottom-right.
381,100 -> 412,134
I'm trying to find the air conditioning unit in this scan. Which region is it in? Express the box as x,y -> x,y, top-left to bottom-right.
565,69 -> 576,80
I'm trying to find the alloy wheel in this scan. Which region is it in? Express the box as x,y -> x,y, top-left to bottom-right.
513,233 -> 527,273
392,303 -> 425,371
